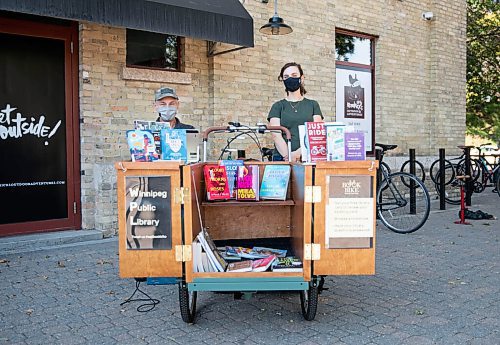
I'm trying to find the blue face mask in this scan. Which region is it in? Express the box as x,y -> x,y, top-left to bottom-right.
284,77 -> 301,92
158,106 -> 177,121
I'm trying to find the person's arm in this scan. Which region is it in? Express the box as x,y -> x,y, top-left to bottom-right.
312,100 -> 323,122
269,117 -> 289,160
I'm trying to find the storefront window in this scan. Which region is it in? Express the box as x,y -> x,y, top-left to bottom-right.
126,29 -> 180,70
335,30 -> 376,154
335,33 -> 372,65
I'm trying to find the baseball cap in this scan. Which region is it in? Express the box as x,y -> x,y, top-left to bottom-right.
154,87 -> 178,101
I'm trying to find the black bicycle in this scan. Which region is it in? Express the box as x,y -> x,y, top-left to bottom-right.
376,143 -> 431,234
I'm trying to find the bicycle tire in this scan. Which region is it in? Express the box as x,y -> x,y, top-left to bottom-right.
377,172 -> 430,234
378,162 -> 392,192
496,174 -> 500,197
456,158 -> 481,182
300,283 -> 319,321
429,159 -> 455,185
400,160 -> 426,185
434,169 -> 461,205
179,284 -> 197,323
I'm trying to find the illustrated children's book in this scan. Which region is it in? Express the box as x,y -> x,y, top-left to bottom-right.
219,160 -> 244,199
344,132 -> 366,161
260,165 -> 291,200
271,256 -> 303,272
225,246 -> 268,259
326,122 -> 346,161
134,120 -> 170,154
252,246 -> 287,258
305,122 -> 327,162
160,128 -> 187,161
204,164 -> 231,201
236,165 -> 259,201
126,130 -> 160,162
252,255 -> 277,272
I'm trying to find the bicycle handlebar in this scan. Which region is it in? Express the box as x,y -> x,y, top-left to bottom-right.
201,125 -> 292,141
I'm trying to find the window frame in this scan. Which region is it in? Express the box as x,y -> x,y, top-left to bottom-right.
335,28 -> 377,155
125,29 -> 183,72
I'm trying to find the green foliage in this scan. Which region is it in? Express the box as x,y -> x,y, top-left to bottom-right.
467,0 -> 500,142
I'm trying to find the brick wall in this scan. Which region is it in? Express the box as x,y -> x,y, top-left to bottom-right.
78,0 -> 466,234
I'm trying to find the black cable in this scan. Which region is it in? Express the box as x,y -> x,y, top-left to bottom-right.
218,130 -> 254,160
120,280 -> 160,313
237,124 -> 264,161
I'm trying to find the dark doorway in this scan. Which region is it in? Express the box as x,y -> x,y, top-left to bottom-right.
0,17 -> 80,236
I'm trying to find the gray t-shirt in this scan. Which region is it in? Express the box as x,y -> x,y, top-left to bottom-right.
267,98 -> 323,151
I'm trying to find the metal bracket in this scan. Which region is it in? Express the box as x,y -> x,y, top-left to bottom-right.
304,186 -> 322,203
175,245 -> 192,262
174,187 -> 190,204
304,243 -> 321,261
207,41 -> 248,57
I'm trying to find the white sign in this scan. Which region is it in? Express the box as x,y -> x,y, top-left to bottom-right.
335,68 -> 373,152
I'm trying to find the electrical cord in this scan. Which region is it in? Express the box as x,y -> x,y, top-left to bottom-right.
223,123 -> 264,160
120,279 -> 160,313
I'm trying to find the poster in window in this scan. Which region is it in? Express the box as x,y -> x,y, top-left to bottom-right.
125,176 -> 172,250
325,175 -> 374,249
336,67 -> 373,152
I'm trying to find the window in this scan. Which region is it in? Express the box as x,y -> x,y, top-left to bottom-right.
126,29 -> 180,70
335,30 -> 376,154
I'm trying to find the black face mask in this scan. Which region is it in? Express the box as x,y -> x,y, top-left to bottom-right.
283,77 -> 301,92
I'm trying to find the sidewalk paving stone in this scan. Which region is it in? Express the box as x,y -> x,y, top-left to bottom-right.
0,191 -> 498,344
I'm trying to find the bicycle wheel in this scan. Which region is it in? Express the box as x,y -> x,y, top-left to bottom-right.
400,160 -> 426,186
496,174 -> 500,197
377,172 -> 430,234
429,159 -> 455,185
378,162 -> 392,192
456,158 -> 481,182
434,168 -> 461,205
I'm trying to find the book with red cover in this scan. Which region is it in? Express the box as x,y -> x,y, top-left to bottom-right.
252,255 -> 277,272
236,165 -> 259,201
204,164 -> 231,201
305,122 -> 327,162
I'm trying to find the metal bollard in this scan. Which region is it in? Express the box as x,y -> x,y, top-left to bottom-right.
409,149 -> 416,214
439,148 -> 446,210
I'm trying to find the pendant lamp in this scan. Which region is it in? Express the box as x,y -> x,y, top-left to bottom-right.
259,0 -> 293,35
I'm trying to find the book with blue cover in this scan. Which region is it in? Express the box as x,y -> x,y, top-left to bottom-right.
260,165 -> 291,200
219,160 -> 244,199
160,128 -> 187,161
126,130 -> 160,162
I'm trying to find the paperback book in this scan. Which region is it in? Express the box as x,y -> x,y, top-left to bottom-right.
326,122 -> 346,161
272,256 -> 303,272
260,165 -> 291,200
225,246 -> 268,259
126,130 -> 160,162
344,132 -> 366,160
226,260 -> 253,273
160,128 -> 187,161
236,165 -> 259,201
305,122 -> 327,162
204,164 -> 231,201
219,160 -> 244,199
134,120 -> 170,154
252,255 -> 277,272
197,229 -> 228,272
252,246 -> 287,258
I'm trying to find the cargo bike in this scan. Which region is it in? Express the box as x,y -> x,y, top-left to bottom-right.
116,124 -> 378,323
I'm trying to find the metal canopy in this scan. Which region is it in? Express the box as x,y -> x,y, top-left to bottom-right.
0,0 -> 254,47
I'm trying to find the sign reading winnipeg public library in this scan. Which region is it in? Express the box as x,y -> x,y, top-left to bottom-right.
325,175 -> 374,249
125,176 -> 172,250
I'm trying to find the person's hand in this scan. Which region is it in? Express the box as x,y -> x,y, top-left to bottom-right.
291,150 -> 302,162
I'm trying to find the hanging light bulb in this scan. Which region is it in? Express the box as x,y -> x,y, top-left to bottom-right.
259,0 -> 293,35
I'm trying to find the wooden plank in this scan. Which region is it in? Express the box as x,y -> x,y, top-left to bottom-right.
115,162 -> 183,278
313,161 -> 378,276
202,200 -> 295,207
291,163 -> 312,281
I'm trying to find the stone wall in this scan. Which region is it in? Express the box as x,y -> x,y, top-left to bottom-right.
78,0 -> 466,234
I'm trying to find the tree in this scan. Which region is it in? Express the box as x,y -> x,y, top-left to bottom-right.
466,0 -> 500,143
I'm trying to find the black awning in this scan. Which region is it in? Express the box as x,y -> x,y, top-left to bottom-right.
0,0 -> 254,47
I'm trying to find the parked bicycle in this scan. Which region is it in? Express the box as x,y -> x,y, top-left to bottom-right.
376,143 -> 431,234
